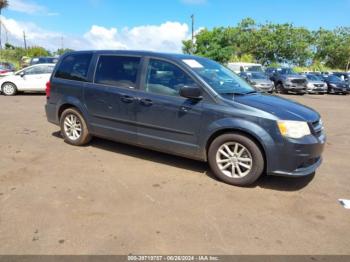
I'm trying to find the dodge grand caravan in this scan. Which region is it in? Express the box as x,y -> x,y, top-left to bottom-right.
45,51 -> 325,186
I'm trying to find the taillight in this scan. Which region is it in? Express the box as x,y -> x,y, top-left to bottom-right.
45,81 -> 51,99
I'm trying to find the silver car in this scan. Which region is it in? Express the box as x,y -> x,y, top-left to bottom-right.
305,74 -> 327,94
240,71 -> 275,93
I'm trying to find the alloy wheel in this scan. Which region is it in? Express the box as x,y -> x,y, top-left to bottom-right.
216,142 -> 253,178
63,114 -> 82,141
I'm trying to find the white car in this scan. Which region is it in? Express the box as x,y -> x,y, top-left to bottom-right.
227,62 -> 263,74
0,63 -> 55,96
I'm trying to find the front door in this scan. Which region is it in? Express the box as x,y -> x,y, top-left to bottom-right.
19,65 -> 51,91
84,55 -> 141,143
136,58 -> 203,158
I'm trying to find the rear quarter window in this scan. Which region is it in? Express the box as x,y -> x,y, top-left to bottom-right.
55,53 -> 92,82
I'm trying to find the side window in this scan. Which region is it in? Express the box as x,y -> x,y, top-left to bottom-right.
25,65 -> 47,75
94,55 -> 140,88
145,59 -> 195,96
55,53 -> 92,82
46,65 -> 55,74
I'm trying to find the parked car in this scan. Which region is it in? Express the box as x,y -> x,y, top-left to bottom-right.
0,62 -> 16,77
30,57 -> 59,66
46,51 -> 325,187
272,68 -> 307,94
227,62 -> 263,74
322,75 -> 350,95
304,74 -> 327,94
332,72 -> 350,83
239,71 -> 275,93
0,63 -> 55,96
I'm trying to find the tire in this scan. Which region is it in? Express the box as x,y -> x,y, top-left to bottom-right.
2,82 -> 17,96
208,133 -> 265,186
60,108 -> 92,146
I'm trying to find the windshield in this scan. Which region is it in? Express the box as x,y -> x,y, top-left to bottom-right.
246,66 -> 263,72
279,68 -> 297,75
329,75 -> 343,82
306,74 -> 321,81
182,58 -> 255,95
250,72 -> 267,80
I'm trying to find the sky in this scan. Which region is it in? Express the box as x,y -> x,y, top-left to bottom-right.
2,0 -> 350,52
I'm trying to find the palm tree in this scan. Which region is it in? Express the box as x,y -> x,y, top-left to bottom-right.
0,0 -> 9,49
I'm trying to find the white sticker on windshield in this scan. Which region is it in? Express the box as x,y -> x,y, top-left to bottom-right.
182,59 -> 203,68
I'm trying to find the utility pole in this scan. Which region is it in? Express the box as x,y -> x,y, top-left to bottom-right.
191,14 -> 195,45
23,31 -> 27,50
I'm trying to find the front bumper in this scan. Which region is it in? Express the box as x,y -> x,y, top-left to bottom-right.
331,87 -> 350,94
307,88 -> 327,94
253,84 -> 274,92
284,84 -> 307,93
268,133 -> 326,177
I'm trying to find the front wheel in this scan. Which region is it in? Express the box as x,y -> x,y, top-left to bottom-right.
2,82 -> 17,96
60,108 -> 92,146
208,133 -> 264,186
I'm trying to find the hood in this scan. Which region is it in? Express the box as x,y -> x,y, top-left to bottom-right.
285,74 -> 305,79
308,80 -> 325,85
231,93 -> 319,122
253,79 -> 272,84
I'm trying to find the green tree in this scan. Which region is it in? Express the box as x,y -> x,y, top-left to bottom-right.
0,0 -> 9,49
55,48 -> 74,56
314,27 -> 350,70
26,46 -> 51,57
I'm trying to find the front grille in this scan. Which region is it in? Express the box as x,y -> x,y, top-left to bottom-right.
314,84 -> 324,88
291,79 -> 306,85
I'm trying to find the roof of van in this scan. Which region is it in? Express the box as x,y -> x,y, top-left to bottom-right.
65,50 -> 200,60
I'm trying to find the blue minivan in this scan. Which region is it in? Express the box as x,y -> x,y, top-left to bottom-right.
45,51 -> 325,186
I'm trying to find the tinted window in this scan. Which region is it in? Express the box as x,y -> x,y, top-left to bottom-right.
94,56 -> 140,88
55,53 -> 92,82
24,65 -> 48,75
145,59 -> 195,96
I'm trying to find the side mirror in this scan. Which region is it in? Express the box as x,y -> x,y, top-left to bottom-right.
179,85 -> 202,100
19,71 -> 25,77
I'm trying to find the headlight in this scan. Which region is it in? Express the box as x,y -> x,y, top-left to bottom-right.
307,83 -> 313,88
277,120 -> 311,139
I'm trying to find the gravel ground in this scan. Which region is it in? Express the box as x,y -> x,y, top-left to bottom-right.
0,93 -> 349,254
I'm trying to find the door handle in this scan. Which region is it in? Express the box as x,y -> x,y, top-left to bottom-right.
121,95 -> 134,103
140,98 -> 153,106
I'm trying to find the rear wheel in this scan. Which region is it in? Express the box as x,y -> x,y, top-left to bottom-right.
2,82 -> 17,96
60,108 -> 92,146
208,133 -> 264,186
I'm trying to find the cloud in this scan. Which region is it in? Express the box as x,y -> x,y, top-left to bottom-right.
83,22 -> 189,52
8,0 -> 59,16
1,16 -> 62,50
1,16 -> 190,53
181,0 -> 207,4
